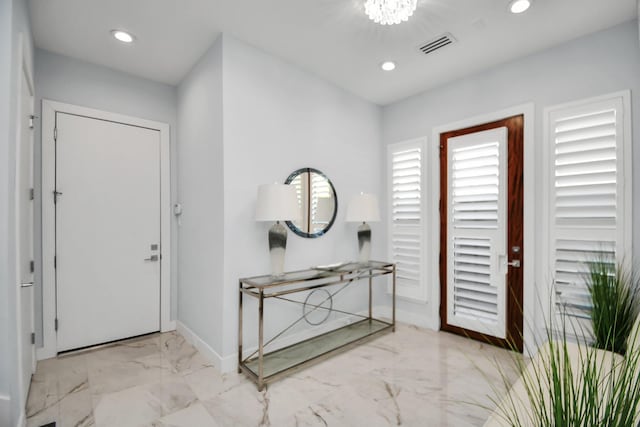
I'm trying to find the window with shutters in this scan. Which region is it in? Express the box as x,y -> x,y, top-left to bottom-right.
546,92 -> 631,322
387,139 -> 426,302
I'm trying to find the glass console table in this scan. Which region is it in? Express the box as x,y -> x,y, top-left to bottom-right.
238,261 -> 396,390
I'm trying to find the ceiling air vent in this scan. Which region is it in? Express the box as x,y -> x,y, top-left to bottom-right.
419,33 -> 456,55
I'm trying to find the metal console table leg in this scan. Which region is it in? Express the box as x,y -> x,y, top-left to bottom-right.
238,281 -> 243,374
392,264 -> 396,332
368,273 -> 373,321
258,289 -> 265,391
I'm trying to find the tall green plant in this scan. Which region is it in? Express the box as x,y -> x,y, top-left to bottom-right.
586,257 -> 639,355
481,312 -> 640,427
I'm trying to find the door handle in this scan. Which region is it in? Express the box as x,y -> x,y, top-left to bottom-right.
507,260 -> 521,268
144,255 -> 159,262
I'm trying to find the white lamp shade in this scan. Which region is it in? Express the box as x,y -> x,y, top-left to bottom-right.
345,193 -> 380,222
255,183 -> 300,222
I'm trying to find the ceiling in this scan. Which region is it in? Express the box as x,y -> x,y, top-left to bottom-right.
28,0 -> 637,105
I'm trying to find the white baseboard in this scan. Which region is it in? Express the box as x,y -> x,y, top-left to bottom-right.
218,353 -> 237,373
17,408 -> 26,427
0,394 -> 10,427
161,320 -> 177,333
373,305 -> 440,330
176,321 -> 235,374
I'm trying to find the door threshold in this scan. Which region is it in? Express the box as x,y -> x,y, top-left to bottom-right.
57,331 -> 161,358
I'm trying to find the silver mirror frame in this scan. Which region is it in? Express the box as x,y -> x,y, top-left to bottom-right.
284,167 -> 338,239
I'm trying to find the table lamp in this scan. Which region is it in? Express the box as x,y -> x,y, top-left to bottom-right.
255,183 -> 300,276
346,193 -> 380,263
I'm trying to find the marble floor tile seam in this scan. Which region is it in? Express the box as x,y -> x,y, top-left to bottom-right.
90,376 -> 199,427
353,355 -> 500,389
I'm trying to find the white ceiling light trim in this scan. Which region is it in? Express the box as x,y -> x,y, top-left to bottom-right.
509,0 -> 531,14
364,0 -> 418,25
381,61 -> 396,71
111,29 -> 135,43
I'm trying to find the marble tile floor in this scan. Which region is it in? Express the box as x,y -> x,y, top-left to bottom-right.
26,324 -> 521,427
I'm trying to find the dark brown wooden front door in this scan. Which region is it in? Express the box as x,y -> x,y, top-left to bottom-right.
439,115 -> 524,352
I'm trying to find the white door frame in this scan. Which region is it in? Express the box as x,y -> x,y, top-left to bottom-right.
430,103 -> 536,356
14,31 -> 36,424
39,100 -> 174,360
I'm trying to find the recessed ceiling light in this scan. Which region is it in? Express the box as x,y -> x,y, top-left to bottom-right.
509,0 -> 531,14
381,61 -> 396,71
111,30 -> 135,43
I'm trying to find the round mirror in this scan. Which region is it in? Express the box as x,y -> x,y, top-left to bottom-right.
284,168 -> 337,238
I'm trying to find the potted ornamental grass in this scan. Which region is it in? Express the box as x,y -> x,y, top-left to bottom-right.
479,257 -> 640,426
586,257 -> 639,355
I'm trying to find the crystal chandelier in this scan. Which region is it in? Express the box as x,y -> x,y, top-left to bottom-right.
364,0 -> 418,25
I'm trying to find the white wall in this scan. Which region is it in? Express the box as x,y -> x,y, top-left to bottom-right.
176,36 -> 225,355
0,0 -> 13,420
220,35 -> 383,358
33,49 -> 179,344
176,34 -> 383,366
382,21 -> 640,331
1,0 -> 34,424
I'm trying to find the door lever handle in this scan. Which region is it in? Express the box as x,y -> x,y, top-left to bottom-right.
144,255 -> 159,262
507,259 -> 521,268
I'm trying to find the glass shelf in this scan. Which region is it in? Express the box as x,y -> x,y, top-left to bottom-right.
243,319 -> 392,380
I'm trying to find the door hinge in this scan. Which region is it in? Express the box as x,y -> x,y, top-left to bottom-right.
29,188 -> 34,200
29,260 -> 34,273
54,127 -> 57,141
55,318 -> 58,331
54,256 -> 57,269
29,115 -> 38,129
31,332 -> 35,345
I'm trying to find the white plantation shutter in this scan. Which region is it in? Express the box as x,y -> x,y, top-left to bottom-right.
451,142 -> 500,229
388,140 -> 426,302
447,128 -> 507,338
547,94 -> 630,320
553,240 -> 616,318
451,237 -> 495,321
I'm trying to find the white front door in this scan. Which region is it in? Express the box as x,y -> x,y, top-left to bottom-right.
55,112 -> 161,352
446,127 -> 508,339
